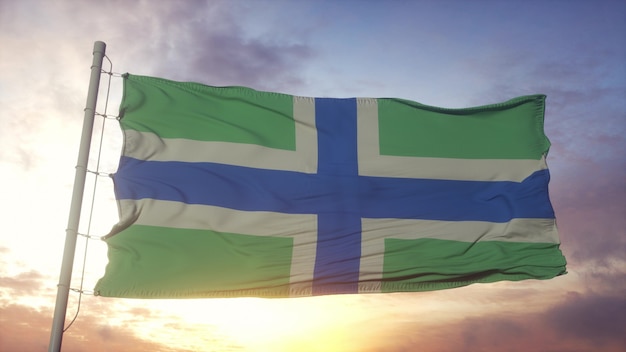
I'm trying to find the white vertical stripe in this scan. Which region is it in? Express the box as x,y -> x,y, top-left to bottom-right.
293,96 -> 318,173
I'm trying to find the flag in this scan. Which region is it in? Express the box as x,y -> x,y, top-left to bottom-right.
94,74 -> 566,298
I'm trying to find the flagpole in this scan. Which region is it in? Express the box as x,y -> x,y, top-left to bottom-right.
48,41 -> 106,352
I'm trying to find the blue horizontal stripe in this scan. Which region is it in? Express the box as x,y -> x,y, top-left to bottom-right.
114,156 -> 555,222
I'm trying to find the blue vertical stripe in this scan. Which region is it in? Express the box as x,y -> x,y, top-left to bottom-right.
312,98 -> 361,294
315,98 -> 359,175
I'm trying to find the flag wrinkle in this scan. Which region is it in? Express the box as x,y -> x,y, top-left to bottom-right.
94,74 -> 566,298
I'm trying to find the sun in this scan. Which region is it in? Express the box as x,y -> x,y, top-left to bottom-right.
127,295 -> 381,352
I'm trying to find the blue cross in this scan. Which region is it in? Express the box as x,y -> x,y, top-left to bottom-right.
115,98 -> 554,295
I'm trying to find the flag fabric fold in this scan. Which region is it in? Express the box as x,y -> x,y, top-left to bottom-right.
94,74 -> 566,298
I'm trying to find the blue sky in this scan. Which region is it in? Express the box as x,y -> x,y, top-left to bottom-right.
0,0 -> 625,351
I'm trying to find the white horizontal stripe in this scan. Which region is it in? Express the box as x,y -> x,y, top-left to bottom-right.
116,199 -> 317,296
123,96 -> 318,173
356,98 -> 548,182
358,217 -> 559,291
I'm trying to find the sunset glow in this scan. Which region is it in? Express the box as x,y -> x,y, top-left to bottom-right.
1,0 -> 625,351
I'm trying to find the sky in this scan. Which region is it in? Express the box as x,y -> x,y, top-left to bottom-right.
0,0 -> 625,351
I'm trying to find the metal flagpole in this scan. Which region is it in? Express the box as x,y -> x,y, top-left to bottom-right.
48,41 -> 106,352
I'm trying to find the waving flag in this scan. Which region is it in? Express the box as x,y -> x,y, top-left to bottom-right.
94,74 -> 566,298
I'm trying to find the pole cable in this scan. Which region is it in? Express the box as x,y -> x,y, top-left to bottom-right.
63,54 -> 118,332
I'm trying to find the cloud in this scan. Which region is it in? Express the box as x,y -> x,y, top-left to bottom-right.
126,1 -> 315,91
0,270 -> 45,297
11,0 -> 317,91
0,303 -> 191,352
549,158 -> 626,268
367,290 -> 626,352
548,291 -> 626,346
0,253 -> 193,351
